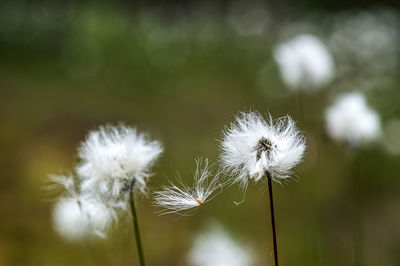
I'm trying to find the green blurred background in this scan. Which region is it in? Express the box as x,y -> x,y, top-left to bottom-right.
1,1 -> 400,265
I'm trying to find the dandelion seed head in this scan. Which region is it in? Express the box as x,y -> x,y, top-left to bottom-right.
153,159 -> 222,215
325,92 -> 381,147
273,34 -> 335,91
76,125 -> 163,199
220,112 -> 306,187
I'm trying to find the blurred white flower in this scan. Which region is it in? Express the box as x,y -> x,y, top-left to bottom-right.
328,10 -> 400,80
153,159 -> 223,215
273,34 -> 335,91
325,92 -> 381,147
188,223 -> 254,266
76,125 -> 163,199
220,112 -> 306,187
51,176 -> 119,241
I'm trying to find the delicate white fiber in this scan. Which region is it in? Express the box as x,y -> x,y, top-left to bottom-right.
188,223 -> 254,266
325,92 -> 381,147
273,34 -> 335,91
220,112 -> 306,187
51,176 -> 118,241
48,175 -> 77,197
153,159 -> 223,215
76,125 -> 163,199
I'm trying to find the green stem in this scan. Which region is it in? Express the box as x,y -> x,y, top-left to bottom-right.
351,159 -> 364,266
347,148 -> 365,266
267,174 -> 279,266
129,191 -> 146,266
297,91 -> 305,123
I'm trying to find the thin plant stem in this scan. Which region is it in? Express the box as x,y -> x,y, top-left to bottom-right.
346,148 -> 365,266
352,204 -> 364,266
351,155 -> 364,266
297,91 -> 305,123
267,174 -> 279,266
129,191 -> 146,266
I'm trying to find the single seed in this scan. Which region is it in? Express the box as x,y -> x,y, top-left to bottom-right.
195,198 -> 203,205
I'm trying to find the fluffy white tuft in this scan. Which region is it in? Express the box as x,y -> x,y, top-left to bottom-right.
76,125 -> 163,199
187,222 -> 255,266
51,175 -> 124,241
153,159 -> 223,215
53,197 -> 91,241
220,112 -> 306,187
325,92 -> 381,147
52,193 -> 117,241
273,34 -> 335,91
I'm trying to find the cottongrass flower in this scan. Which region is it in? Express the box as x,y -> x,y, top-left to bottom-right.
273,34 -> 335,91
75,124 -> 162,266
50,124 -> 162,266
188,222 -> 255,266
220,111 -> 306,266
51,175 -> 119,241
153,159 -> 223,215
326,92 -> 381,266
328,10 -> 400,84
221,112 -> 306,187
325,92 -> 381,147
76,124 -> 163,199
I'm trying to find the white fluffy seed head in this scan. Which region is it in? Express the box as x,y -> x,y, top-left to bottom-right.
52,193 -> 116,241
153,159 -> 223,215
325,92 -> 381,147
220,112 -> 306,187
273,34 -> 335,91
76,124 -> 163,200
188,223 -> 254,266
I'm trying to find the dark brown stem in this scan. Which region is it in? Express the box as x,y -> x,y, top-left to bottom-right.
129,191 -> 146,266
267,174 -> 279,266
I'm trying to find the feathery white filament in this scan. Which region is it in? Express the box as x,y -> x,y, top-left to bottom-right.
48,175 -> 77,197
325,92 -> 381,147
221,112 -> 306,187
153,159 -> 222,215
76,125 -> 163,199
188,223 -> 255,266
273,34 -> 335,91
51,176 -> 119,241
